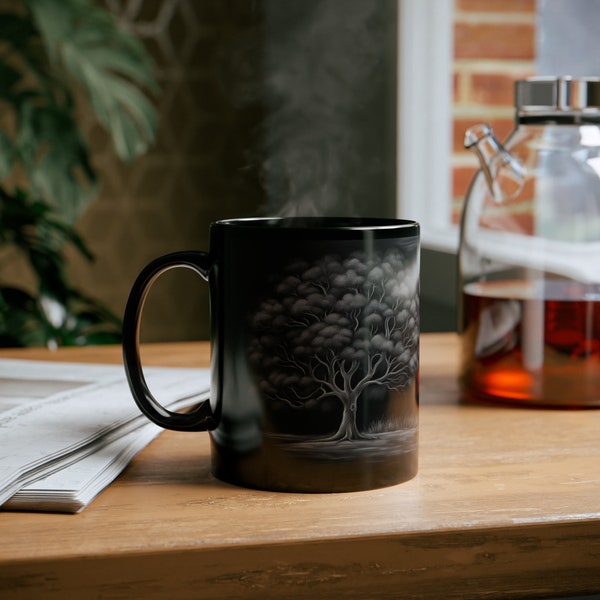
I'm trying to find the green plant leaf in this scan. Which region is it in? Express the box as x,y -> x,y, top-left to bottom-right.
0,284 -> 122,348
0,286 -> 49,347
0,12 -> 61,104
0,61 -> 21,103
0,187 -> 93,305
15,101 -> 98,222
26,0 -> 159,163
0,13 -> 38,48
0,0 -> 155,347
0,131 -> 14,178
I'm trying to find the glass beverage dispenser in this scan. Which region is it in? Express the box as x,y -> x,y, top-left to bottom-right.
459,76 -> 600,407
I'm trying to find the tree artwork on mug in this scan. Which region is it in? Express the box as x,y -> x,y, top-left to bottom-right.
249,246 -> 419,458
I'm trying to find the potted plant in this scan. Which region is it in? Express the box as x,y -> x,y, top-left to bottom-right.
0,0 -> 158,347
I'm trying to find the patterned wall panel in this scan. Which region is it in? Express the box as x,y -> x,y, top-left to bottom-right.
67,0 -> 397,343
69,0 -> 265,342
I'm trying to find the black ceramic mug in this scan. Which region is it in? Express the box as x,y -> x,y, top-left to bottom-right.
123,217 -> 420,492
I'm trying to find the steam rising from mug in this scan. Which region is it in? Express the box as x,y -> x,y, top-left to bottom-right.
219,0 -> 397,218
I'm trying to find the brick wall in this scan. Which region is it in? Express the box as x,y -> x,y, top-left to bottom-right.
451,0 -> 536,223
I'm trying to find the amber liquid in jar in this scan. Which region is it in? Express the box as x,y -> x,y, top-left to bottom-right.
460,280 -> 600,407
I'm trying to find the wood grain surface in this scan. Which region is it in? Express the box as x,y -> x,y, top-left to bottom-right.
0,334 -> 599,599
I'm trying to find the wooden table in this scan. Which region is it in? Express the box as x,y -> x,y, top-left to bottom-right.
1,333 -> 599,599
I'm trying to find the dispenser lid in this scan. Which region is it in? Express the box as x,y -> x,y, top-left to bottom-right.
515,76 -> 600,121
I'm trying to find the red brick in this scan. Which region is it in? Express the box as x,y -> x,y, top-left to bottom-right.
454,22 -> 535,60
453,170 -> 537,234
453,166 -> 478,200
451,0 -> 536,231
480,210 -> 535,235
451,202 -> 464,226
456,0 -> 535,13
471,73 -> 521,106
453,73 -> 461,103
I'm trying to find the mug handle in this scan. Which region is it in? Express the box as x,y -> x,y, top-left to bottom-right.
122,251 -> 216,432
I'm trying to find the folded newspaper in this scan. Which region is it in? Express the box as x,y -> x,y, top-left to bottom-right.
0,359 -> 210,513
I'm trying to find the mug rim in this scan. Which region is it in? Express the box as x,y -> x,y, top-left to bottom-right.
213,217 -> 419,236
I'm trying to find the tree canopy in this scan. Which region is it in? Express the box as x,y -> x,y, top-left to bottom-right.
249,247 -> 418,440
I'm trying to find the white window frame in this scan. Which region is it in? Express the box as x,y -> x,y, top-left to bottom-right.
397,0 -> 458,253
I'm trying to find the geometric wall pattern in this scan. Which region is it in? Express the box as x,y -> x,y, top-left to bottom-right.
66,0 -> 397,342
69,0 -> 265,342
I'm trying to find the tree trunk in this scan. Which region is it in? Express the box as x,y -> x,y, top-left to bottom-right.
326,393 -> 361,441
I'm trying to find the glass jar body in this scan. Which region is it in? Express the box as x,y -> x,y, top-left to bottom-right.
459,122 -> 600,407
